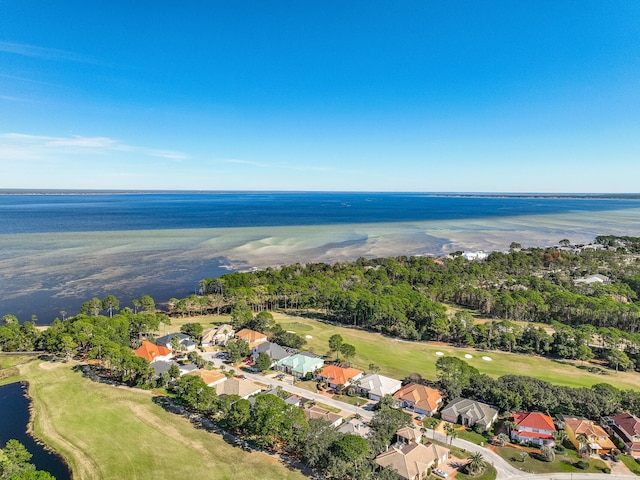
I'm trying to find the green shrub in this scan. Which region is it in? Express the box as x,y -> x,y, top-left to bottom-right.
575,460 -> 589,470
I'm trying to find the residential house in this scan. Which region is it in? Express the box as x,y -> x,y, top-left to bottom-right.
510,411 -> 556,447
187,369 -> 227,387
177,362 -> 198,375
235,328 -> 268,349
156,333 -> 196,352
303,405 -> 344,428
250,342 -> 297,367
338,417 -> 372,438
357,373 -> 402,401
574,274 -> 611,285
215,377 -> 262,399
375,441 -> 449,480
608,413 -> 640,457
275,353 -> 324,378
134,340 -> 173,363
393,383 -> 443,416
462,250 -> 488,261
440,397 -> 499,431
261,388 -> 301,407
316,364 -> 364,389
201,324 -> 235,346
395,426 -> 423,445
562,415 -> 615,455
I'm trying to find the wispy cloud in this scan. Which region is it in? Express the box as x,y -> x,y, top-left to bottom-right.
0,133 -> 189,161
0,41 -> 93,63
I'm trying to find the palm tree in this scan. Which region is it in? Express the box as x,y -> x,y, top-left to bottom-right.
444,422 -> 455,445
467,452 -> 485,475
540,444 -> 556,462
554,429 -> 568,447
496,433 -> 510,446
449,429 -> 458,446
577,433 -> 589,455
504,419 -> 517,436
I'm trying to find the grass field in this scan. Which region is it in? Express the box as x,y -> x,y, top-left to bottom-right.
270,314 -> 640,391
8,355 -> 306,480
620,455 -> 640,475
165,312 -> 640,390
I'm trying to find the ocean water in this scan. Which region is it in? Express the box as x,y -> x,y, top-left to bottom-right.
1,192 -> 639,234
2,191 -> 640,323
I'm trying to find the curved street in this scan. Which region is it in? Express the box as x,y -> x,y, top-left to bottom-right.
201,351 -> 639,480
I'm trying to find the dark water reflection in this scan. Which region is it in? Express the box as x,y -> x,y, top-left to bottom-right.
0,381 -> 72,480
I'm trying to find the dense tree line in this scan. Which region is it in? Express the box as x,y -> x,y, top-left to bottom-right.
432,356 -> 640,420
182,237 -> 640,369
0,296 -> 169,388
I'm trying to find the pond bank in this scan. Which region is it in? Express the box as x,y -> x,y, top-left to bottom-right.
0,381 -> 72,480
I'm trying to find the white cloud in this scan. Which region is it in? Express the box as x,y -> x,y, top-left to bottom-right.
0,41 -> 93,63
0,133 -> 189,161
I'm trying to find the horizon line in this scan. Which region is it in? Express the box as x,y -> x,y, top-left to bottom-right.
1,188 -> 640,198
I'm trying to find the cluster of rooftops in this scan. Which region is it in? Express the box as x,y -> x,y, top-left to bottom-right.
132,326 -> 640,479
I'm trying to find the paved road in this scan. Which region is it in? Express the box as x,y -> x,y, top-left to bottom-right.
201,352 -> 638,480
200,352 -> 374,419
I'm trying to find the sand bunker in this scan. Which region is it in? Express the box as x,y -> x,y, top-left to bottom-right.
305,335 -> 313,339
482,356 -> 492,361
435,351 -> 444,356
464,354 -> 473,359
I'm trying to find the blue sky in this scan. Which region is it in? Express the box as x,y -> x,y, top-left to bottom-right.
1,1 -> 639,192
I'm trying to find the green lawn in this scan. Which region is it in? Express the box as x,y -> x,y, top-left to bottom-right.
495,446 -> 609,474
620,455 -> 640,475
266,313 -> 640,391
455,428 -> 492,446
15,356 -> 307,480
453,464 -> 497,480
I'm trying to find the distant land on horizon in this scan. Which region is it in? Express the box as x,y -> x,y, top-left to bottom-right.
1,188 -> 640,200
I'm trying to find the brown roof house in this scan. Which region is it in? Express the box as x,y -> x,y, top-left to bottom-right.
303,405 -> 344,428
375,429 -> 449,480
562,415 -> 615,455
187,369 -> 227,387
215,377 -> 262,399
393,383 -> 443,416
235,328 -> 268,349
201,324 -> 235,346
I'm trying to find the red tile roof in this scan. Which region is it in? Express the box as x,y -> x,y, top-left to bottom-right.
318,364 -> 363,386
512,412 -> 556,433
134,340 -> 172,362
514,430 -> 556,441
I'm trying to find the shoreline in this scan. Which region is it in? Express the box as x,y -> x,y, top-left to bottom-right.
3,207 -> 640,323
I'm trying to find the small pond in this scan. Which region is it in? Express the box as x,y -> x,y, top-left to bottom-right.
0,381 -> 72,480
